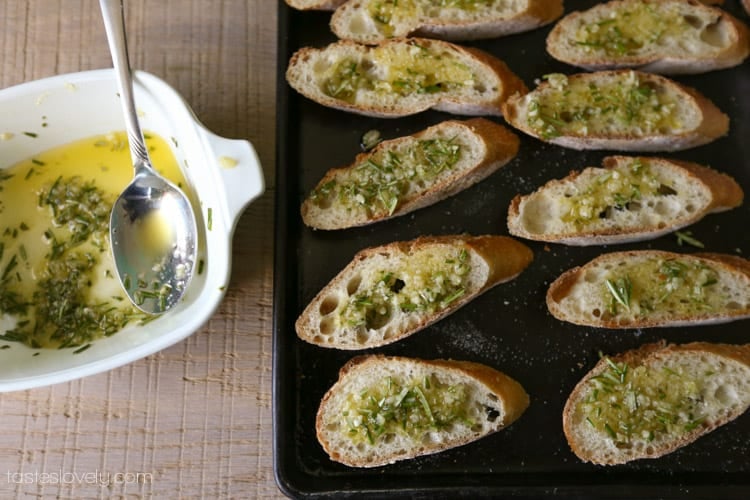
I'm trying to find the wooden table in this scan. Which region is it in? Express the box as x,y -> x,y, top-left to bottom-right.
0,1 -> 282,497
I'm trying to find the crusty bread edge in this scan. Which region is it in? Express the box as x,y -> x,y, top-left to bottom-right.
546,250 -> 750,328
301,118 -> 519,230
295,235 -> 534,349
563,341 -> 750,465
316,354 -> 530,467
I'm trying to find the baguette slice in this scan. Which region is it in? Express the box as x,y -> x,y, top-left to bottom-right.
302,119 -> 519,230
507,156 -> 743,246
502,70 -> 729,151
284,0 -> 345,10
317,355 -> 529,467
546,0 -> 750,74
296,235 -> 533,349
564,341 -> 750,465
547,250 -> 750,329
286,38 -> 527,118
330,0 -> 563,43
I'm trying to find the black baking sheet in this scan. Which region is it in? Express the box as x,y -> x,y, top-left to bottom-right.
273,1 -> 750,497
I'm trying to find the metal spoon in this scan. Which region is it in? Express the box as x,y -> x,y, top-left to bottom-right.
100,0 -> 197,314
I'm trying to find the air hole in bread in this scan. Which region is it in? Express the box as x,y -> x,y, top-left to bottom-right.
654,200 -> 669,215
726,301 -> 741,310
383,327 -> 395,340
485,406 -> 500,423
356,328 -> 371,344
715,384 -> 738,405
474,83 -> 487,93
320,317 -> 335,335
683,15 -> 704,29
592,308 -> 601,318
326,422 -> 340,432
316,197 -> 333,209
701,20 -> 729,48
658,184 -> 677,196
347,275 -> 363,295
686,204 -> 695,213
366,305 -> 392,330
626,201 -> 641,212
320,296 -> 339,315
390,278 -> 406,294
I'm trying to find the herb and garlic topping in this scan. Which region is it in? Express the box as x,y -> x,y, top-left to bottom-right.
573,1 -> 703,57
311,135 -> 463,218
323,41 -> 476,103
368,0 -> 500,37
562,159 -> 676,226
341,372 -> 473,445
527,72 -> 681,139
0,132 -> 188,350
578,354 -> 711,446
337,246 -> 471,331
601,257 -> 723,320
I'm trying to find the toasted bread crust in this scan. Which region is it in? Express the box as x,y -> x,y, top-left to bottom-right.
546,0 -> 750,74
502,70 -> 729,151
563,341 -> 750,465
296,235 -> 533,349
506,156 -> 743,245
330,0 -> 564,42
286,38 -> 527,118
546,251 -> 750,328
301,118 -> 519,230
317,355 -> 529,467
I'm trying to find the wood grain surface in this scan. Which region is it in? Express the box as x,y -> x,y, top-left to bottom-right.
0,1 -> 281,497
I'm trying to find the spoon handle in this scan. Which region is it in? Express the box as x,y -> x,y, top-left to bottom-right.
99,0 -> 152,175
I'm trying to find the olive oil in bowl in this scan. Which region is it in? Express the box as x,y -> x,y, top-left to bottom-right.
0,132 -> 188,349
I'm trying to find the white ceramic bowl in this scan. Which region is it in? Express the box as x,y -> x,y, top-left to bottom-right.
0,69 -> 264,391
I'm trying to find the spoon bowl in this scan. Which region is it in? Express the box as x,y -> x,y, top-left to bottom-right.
100,0 -> 197,314
110,168 -> 197,313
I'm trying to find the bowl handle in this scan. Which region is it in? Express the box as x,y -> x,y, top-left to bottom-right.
200,129 -> 265,224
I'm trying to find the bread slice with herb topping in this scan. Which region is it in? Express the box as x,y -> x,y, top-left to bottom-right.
302,118 -> 519,230
564,341 -> 750,465
546,250 -> 750,329
546,0 -> 750,74
284,0 -> 345,10
296,235 -> 533,349
286,38 -> 527,118
502,70 -> 729,151
317,354 -> 529,467
330,0 -> 563,43
507,156 -> 743,245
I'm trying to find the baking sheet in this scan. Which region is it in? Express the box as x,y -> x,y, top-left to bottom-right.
273,1 -> 750,497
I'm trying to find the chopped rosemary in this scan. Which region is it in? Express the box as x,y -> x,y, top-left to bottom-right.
605,276 -> 632,311
675,230 -> 704,249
